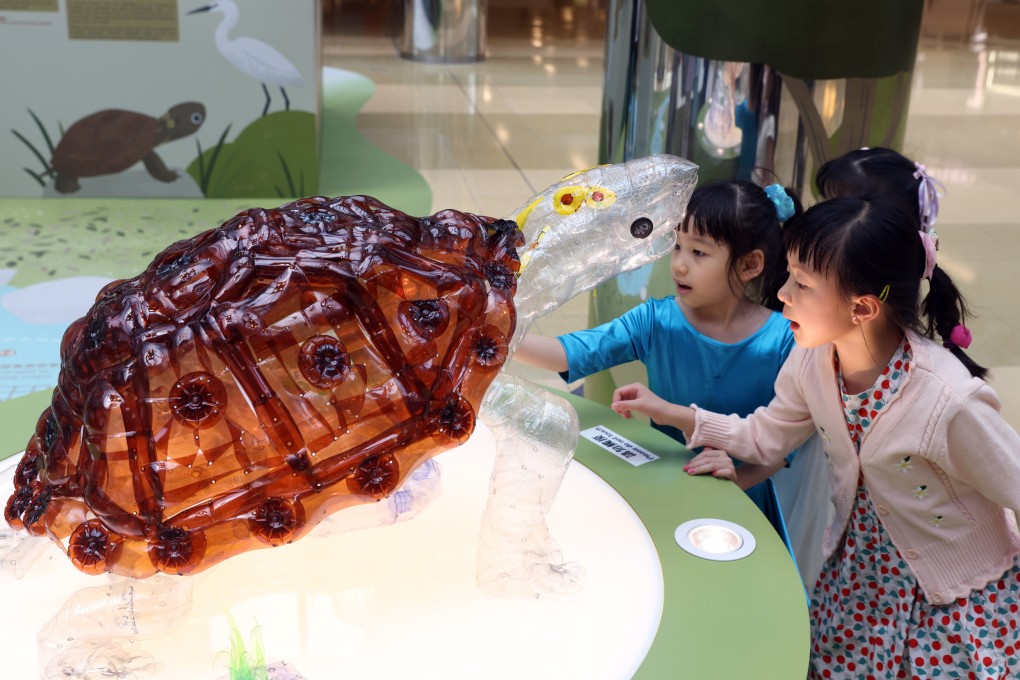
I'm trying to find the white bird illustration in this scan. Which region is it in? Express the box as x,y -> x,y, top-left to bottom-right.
188,0 -> 305,116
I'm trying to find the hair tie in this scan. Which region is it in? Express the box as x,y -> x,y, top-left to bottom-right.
764,184 -> 795,222
878,285 -> 890,303
918,230 -> 937,280
913,162 -> 946,231
944,324 -> 973,350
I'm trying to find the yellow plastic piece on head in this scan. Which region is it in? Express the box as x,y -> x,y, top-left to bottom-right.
517,224 -> 551,276
559,164 -> 609,182
513,196 -> 544,230
553,186 -> 585,215
585,186 -> 616,209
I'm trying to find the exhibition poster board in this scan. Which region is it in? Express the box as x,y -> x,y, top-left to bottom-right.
0,0 -> 320,198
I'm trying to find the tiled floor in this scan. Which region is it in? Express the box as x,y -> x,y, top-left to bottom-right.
322,1 -> 1020,428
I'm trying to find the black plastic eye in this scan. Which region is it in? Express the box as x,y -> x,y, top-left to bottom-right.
630,217 -> 653,239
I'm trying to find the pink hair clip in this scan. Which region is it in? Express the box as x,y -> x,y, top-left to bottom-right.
918,230 -> 937,280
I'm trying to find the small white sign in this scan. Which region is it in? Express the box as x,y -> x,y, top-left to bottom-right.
580,425 -> 660,466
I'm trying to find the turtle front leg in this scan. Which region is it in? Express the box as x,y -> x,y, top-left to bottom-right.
477,373 -> 583,597
141,151 -> 179,183
0,459 -> 53,578
313,459 -> 443,536
38,572 -> 193,679
54,173 -> 81,193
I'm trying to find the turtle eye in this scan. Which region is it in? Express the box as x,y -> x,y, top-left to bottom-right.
191,112 -> 204,125
630,217 -> 653,239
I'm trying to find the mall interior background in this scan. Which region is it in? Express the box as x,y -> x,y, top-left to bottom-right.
1,0 -> 1017,428
320,0 -> 1020,427
0,3 -> 1016,676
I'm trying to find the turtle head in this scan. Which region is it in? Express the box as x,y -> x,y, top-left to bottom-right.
157,102 -> 206,143
507,154 -> 697,345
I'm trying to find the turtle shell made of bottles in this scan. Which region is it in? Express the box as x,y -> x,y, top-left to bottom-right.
5,195 -> 523,577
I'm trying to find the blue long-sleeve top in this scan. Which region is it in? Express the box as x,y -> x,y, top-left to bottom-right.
558,297 -> 795,443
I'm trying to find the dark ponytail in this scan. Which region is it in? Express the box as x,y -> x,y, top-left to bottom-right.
923,266 -> 988,379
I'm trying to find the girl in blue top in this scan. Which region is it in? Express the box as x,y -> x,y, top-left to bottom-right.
515,179 -> 807,553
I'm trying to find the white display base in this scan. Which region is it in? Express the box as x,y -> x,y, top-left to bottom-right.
0,422 -> 663,679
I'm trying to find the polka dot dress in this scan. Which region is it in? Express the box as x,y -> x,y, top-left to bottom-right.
837,342 -> 910,449
810,340 -> 1020,679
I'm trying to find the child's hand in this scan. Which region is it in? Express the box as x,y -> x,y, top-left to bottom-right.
611,382 -> 666,421
612,383 -> 697,435
683,449 -> 737,482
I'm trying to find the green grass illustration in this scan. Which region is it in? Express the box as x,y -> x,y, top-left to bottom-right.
195,124 -> 233,197
274,150 -> 307,198
188,111 -> 318,198
11,109 -> 60,187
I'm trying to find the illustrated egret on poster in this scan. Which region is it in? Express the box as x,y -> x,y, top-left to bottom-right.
188,0 -> 305,116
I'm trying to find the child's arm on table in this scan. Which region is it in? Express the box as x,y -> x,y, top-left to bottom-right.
683,448 -> 786,490
513,334 -> 569,373
734,458 -> 788,490
611,384 -> 787,486
612,367 -> 814,469
611,382 -> 696,438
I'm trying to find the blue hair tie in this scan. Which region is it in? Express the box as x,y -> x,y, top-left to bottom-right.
765,183 -> 795,222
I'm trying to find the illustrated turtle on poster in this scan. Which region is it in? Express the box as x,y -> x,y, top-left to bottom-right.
1,154 -> 696,678
51,102 -> 206,194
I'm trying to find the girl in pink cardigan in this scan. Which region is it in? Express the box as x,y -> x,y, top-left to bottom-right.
612,197 -> 1020,678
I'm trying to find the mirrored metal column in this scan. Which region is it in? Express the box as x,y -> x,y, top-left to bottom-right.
589,0 -> 796,405
599,0 -> 793,184
400,0 -> 488,63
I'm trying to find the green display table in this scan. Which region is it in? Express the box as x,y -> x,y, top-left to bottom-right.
561,391 -> 809,678
0,391 -> 809,679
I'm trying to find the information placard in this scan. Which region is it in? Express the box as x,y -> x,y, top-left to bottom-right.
581,425 -> 661,467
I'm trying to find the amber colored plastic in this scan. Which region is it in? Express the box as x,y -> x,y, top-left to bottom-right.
4,195 -> 523,577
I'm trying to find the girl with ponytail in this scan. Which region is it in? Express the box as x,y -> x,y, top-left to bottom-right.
817,147 -> 986,379
516,179 -> 809,562
612,196 -> 1020,678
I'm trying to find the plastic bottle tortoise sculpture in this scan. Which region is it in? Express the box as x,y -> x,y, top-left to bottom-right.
1,154 -> 696,677
51,102 -> 206,194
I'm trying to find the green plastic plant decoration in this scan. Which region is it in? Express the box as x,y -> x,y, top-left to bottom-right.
226,615 -> 268,680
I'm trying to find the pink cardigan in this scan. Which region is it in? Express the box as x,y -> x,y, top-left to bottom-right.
690,330 -> 1020,603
